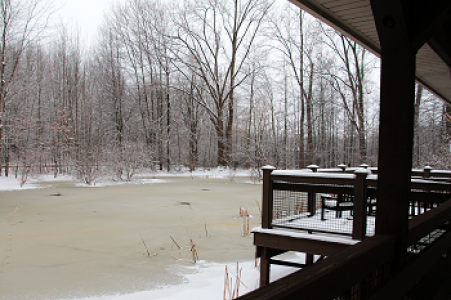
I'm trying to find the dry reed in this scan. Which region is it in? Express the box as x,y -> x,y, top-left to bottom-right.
223,262 -> 245,300
240,207 -> 251,237
170,235 -> 182,249
242,216 -> 250,237
255,200 -> 261,215
254,252 -> 260,269
140,235 -> 156,256
189,237 -> 199,263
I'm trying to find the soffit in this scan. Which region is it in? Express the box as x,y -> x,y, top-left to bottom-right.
289,0 -> 451,104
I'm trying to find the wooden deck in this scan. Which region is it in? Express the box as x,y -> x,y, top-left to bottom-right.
248,165 -> 451,297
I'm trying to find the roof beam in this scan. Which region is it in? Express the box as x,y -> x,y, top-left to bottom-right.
411,0 -> 451,51
428,22 -> 451,69
370,0 -> 411,50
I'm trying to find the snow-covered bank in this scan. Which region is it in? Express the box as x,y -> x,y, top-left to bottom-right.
0,175 -> 42,191
61,260 -> 297,300
0,168 -> 261,191
75,178 -> 168,188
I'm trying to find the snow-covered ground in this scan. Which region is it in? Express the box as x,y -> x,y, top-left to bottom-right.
56,260 -> 297,300
0,168 -> 260,191
0,175 -> 43,191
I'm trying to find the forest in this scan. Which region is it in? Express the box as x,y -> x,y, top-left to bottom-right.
1,0 -> 450,184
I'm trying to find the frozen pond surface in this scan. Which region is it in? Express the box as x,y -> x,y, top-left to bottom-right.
0,176 -> 268,300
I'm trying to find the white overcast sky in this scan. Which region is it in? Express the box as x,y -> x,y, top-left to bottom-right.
56,0 -> 121,46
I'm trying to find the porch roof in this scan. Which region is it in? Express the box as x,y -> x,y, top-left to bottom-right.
289,0 -> 451,104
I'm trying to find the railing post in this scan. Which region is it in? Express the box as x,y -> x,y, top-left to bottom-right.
260,166 -> 275,288
262,166 -> 275,229
360,163 -> 369,169
307,165 -> 319,216
353,169 -> 371,240
423,166 -> 432,179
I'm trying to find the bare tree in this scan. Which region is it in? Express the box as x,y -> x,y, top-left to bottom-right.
170,0 -> 272,166
269,6 -> 319,167
0,0 -> 54,175
322,29 -> 375,164
413,83 -> 424,167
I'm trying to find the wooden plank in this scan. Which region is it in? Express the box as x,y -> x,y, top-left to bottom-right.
407,200 -> 451,245
409,191 -> 451,203
271,174 -> 355,186
270,259 -> 306,268
367,230 -> 451,300
405,248 -> 451,299
254,232 -> 352,256
238,234 -> 396,300
256,246 -> 287,259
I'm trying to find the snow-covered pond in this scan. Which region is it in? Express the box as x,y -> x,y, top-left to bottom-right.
0,172 -> 297,300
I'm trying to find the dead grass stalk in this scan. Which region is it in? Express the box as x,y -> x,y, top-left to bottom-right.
170,235 -> 182,249
223,262 -> 245,300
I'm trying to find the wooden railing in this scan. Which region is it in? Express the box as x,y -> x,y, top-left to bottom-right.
242,166 -> 451,299
240,200 -> 451,299
261,166 -> 451,240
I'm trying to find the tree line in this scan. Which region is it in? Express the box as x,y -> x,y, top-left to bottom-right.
1,0 -> 450,184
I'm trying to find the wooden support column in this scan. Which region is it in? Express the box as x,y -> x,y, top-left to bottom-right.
260,166 -> 275,287
370,1 -> 417,267
261,166 -> 275,229
259,246 -> 271,287
307,165 -> 319,216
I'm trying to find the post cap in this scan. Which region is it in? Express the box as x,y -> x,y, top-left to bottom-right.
262,166 -> 276,170
338,164 -> 347,171
307,165 -> 319,172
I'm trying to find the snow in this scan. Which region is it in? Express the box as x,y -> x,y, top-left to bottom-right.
0,168 -> 260,191
252,227 -> 360,245
137,167 -> 255,179
0,176 -> 42,191
75,178 -> 168,188
270,210 -> 376,237
55,260 -> 297,300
